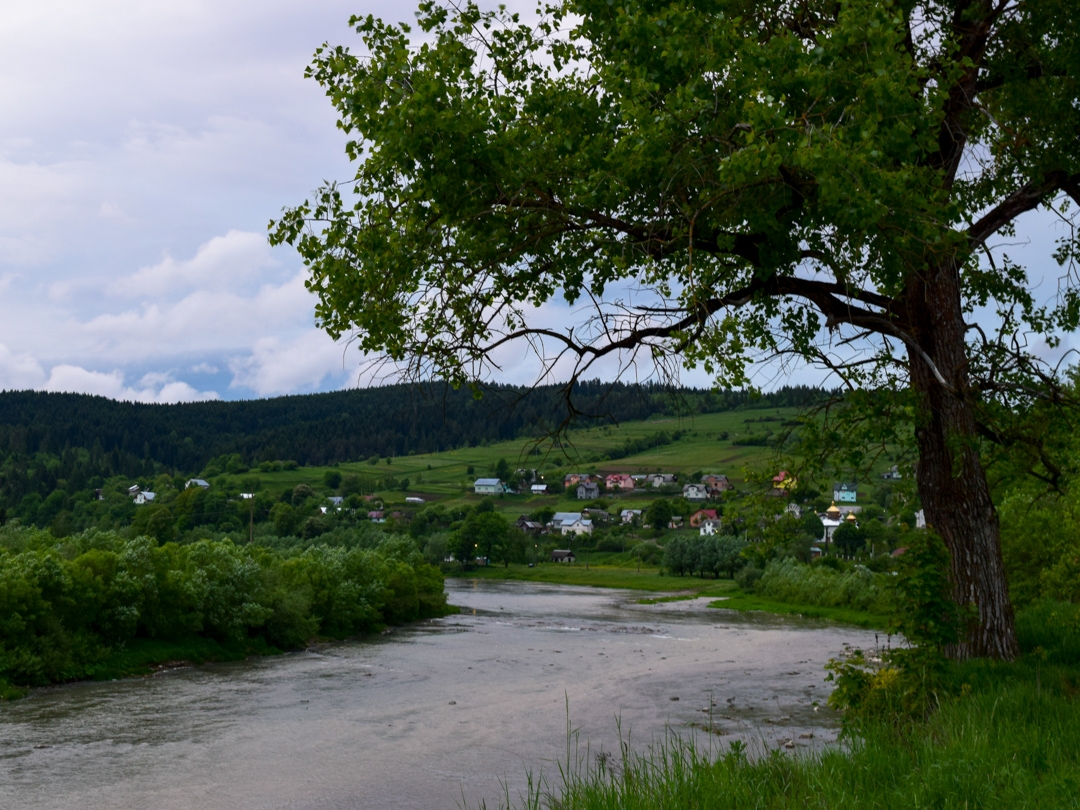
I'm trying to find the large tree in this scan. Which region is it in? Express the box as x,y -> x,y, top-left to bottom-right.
272,0 -> 1080,659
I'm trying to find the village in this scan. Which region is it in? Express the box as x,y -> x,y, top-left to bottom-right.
471,465 -> 920,565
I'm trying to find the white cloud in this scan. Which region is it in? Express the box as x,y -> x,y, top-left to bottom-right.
114,229 -> 276,298
0,343 -> 47,390
42,365 -> 218,403
191,362 -> 219,374
229,329 -> 350,396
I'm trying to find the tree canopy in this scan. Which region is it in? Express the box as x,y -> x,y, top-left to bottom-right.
272,0 -> 1080,660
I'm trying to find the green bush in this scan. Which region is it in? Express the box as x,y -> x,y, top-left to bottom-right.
755,558 -> 893,614
0,526 -> 449,689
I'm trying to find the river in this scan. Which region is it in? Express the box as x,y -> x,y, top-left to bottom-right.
0,579 -> 878,809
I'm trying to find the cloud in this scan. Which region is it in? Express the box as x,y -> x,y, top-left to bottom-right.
41,365 -> 219,403
0,343 -> 47,390
83,266 -> 315,362
229,329 -> 350,396
114,229 -> 276,298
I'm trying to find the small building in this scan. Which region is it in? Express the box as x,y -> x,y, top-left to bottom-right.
133,491 -> 156,505
562,517 -> 594,535
699,519 -> 723,536
771,470 -> 796,493
127,484 -> 142,496
474,478 -> 504,495
682,483 -> 709,502
833,481 -> 858,503
645,473 -> 677,488
530,484 -> 548,495
405,496 -> 425,504
784,502 -> 803,519
689,508 -> 719,527
551,511 -> 593,535
668,515 -> 684,529
915,509 -> 926,529
516,515 -> 545,533
563,473 -> 590,487
327,496 -> 345,507
701,474 -> 733,494
620,508 -> 642,524
605,473 -> 635,492
186,478 -> 210,490
367,510 -> 385,522
576,481 -> 600,500
551,549 -> 577,563
881,465 -> 902,480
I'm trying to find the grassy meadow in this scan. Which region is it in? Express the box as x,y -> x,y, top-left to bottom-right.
211,407 -> 824,517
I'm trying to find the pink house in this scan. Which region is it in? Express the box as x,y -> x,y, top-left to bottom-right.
605,473 -> 635,491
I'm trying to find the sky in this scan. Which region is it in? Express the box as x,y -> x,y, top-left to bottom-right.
0,1 -> 1073,404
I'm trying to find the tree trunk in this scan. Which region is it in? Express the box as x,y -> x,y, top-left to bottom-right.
907,261 -> 1019,661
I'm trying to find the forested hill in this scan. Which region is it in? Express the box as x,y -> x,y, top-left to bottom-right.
0,381 -> 824,473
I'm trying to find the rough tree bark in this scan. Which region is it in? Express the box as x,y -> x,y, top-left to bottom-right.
908,259 -> 1019,660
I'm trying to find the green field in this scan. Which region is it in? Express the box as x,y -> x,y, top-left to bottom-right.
214,408 -> 814,514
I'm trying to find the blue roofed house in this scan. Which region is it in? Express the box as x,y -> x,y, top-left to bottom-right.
833,481 -> 858,503
474,478 -> 505,495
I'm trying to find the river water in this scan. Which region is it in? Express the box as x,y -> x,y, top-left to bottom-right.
0,579 -> 877,809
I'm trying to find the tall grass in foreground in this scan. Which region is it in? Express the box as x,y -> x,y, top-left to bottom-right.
498,663 -> 1080,810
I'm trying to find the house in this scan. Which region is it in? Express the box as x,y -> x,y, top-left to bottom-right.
551,549 -> 577,563
563,517 -> 594,535
551,511 -> 593,535
186,478 -> 210,490
881,465 -> 902,480
563,473 -> 590,487
915,509 -> 926,529
405,496 -> 424,504
327,496 -> 345,507
701,474 -> 733,494
367,510 -> 385,522
833,481 -> 858,503
620,508 -> 643,524
576,481 -> 600,500
127,484 -> 141,496
689,508 -> 719,527
699,519 -> 723,536
771,471 -> 796,493
582,507 -> 611,523
785,502 -> 803,519
644,473 -> 677,488
668,515 -> 684,529
516,515 -> 545,533
605,473 -> 635,492
530,484 -> 548,495
683,483 -> 709,502
474,478 -> 504,495
133,491 -> 156,505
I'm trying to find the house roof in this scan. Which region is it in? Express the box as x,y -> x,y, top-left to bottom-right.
474,478 -> 502,486
552,511 -> 582,523
186,478 -> 209,488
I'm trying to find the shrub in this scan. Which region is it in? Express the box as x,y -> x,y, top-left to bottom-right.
755,558 -> 892,613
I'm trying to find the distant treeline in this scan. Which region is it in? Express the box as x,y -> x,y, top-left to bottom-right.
0,381 -> 826,473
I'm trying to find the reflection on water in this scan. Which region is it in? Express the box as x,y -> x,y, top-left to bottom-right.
0,579 -> 876,809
